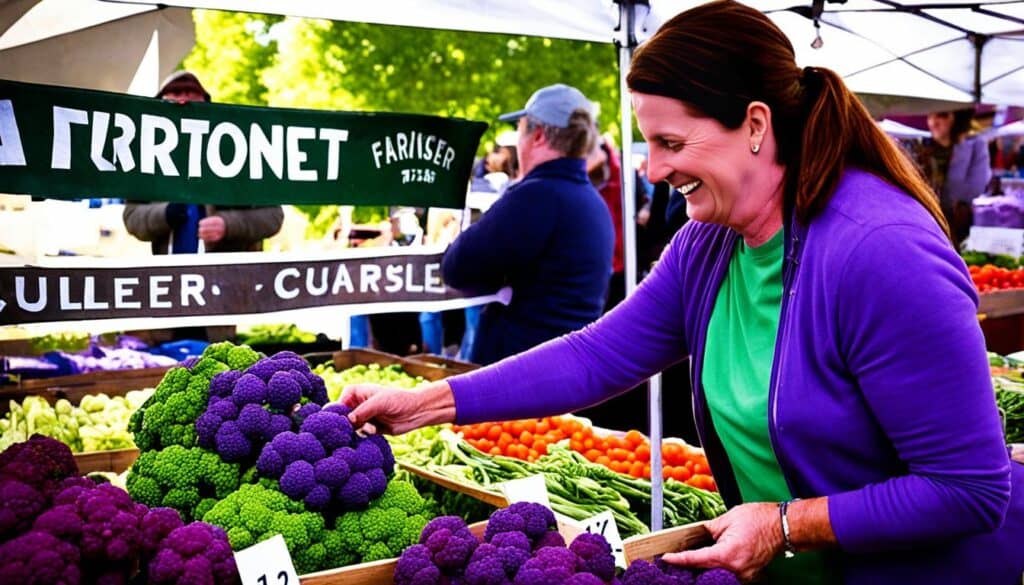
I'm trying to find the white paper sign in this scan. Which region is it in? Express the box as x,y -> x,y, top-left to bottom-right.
499,474 -> 551,508
966,226 -> 1024,257
233,534 -> 300,585
577,510 -> 626,568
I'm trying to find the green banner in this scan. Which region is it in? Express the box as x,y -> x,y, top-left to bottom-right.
0,79 -> 487,208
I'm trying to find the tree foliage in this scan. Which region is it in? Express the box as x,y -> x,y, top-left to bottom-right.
182,10 -> 283,106
183,14 -> 621,148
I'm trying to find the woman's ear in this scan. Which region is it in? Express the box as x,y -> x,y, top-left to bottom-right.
746,101 -> 772,153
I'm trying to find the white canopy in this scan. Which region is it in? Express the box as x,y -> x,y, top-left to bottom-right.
878,118 -> 932,139
102,0 -> 1024,104
0,0 -> 195,95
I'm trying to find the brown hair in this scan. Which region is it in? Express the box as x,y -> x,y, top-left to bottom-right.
526,110 -> 598,159
627,0 -> 949,238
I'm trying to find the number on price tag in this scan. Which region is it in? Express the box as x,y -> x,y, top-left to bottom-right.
499,474 -> 551,507
578,510 -> 626,568
234,534 -> 300,585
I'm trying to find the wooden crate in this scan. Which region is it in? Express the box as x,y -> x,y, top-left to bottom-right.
74,447 -> 139,474
398,460 -> 510,508
622,521 -> 712,564
405,353 -> 479,376
304,349 -> 453,382
0,366 -> 170,414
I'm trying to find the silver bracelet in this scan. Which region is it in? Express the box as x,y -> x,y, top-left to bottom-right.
779,499 -> 798,558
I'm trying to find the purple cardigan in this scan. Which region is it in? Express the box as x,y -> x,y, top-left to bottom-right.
448,168 -> 1024,583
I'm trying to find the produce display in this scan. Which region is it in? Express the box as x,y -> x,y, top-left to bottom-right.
122,342 -> 437,575
989,353 -> 1024,444
0,390 -> 153,453
235,323 -> 318,345
395,502 -> 741,585
622,559 -> 740,585
453,416 -> 717,491
0,435 -> 239,585
314,361 -> 427,401
961,250 -> 1023,269
969,264 -> 1024,293
395,427 -> 724,538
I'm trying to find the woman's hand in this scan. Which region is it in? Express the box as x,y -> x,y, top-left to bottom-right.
340,381 -> 456,435
661,502 -> 783,583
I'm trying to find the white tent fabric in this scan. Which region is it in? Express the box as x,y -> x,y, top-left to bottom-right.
980,119 -> 1024,140
0,0 -> 195,95
103,0 -> 1024,104
878,118 -> 932,139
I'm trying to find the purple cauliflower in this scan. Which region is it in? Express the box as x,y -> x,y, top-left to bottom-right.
655,558 -> 697,585
255,405 -> 392,512
569,533 -> 616,582
0,530 -> 81,585
139,508 -> 186,555
195,354 -> 329,464
208,370 -> 242,399
147,522 -> 240,585
0,434 -> 79,495
395,543 -> 443,585
300,411 -> 353,451
420,516 -> 479,572
465,544 -> 514,585
0,478 -> 48,539
566,574 -> 606,585
293,402 -> 322,425
532,530 -> 566,551
513,546 -> 578,585
622,560 -> 673,585
694,568 -> 741,585
321,402 -> 351,417
485,502 -> 557,548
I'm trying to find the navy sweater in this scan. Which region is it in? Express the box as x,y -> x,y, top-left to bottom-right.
443,157 -> 614,365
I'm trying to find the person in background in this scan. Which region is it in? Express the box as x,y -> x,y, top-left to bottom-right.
441,84 -> 613,365
123,71 -> 284,255
343,1 -> 1023,582
916,109 -> 991,244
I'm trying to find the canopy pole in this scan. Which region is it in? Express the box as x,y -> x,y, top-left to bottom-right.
615,0 -> 663,534
971,33 -> 988,104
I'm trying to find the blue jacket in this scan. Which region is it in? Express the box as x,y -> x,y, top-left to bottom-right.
442,157 -> 613,365
450,168 -> 1022,582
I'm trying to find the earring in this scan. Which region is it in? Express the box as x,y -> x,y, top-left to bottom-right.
751,144 -> 760,154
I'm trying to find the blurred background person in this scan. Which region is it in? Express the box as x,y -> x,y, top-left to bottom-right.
916,109 -> 991,245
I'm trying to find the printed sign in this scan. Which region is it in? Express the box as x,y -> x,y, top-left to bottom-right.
0,79 -> 486,208
966,226 -> 1024,258
499,474 -> 551,508
576,510 -> 626,568
0,247 -> 509,327
234,534 -> 300,585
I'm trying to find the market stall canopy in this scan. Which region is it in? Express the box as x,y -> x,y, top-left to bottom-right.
980,118 -> 1024,139
104,0 -> 1024,104
0,0 -> 195,95
878,118 -> 932,139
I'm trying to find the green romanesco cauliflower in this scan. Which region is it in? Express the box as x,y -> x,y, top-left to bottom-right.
128,341 -> 259,451
126,445 -> 243,521
334,479 -> 432,564
202,482 -> 336,575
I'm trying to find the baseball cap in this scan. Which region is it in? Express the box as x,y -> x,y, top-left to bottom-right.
498,84 -> 594,128
156,71 -> 211,102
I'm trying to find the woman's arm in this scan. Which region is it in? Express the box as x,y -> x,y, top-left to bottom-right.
447,228 -> 696,425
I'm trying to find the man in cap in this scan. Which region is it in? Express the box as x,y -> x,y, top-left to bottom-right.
122,71 -> 283,255
442,84 -> 614,365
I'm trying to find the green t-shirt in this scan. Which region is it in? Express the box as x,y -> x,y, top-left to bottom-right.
702,229 -> 836,584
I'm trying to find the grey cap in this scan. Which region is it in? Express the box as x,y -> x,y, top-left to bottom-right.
498,84 -> 594,128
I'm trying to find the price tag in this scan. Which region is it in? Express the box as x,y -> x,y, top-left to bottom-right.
499,474 -> 551,507
966,226 -> 1024,257
577,510 -> 626,568
233,534 -> 300,585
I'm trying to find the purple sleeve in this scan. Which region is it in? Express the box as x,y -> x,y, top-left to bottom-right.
829,224 -> 1011,553
449,232 -> 693,424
